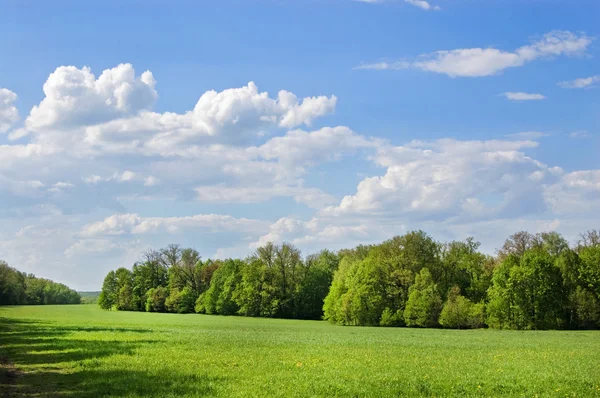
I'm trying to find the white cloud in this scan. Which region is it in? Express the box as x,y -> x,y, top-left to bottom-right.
64,238 -> 144,258
248,138 -> 599,256
83,170 -> 157,185
353,61 -> 411,71
570,131 -> 591,139
545,170 -> 600,215
48,181 -> 75,193
506,131 -> 550,139
26,64 -> 158,132
2,62 -> 600,290
7,128 -> 29,141
277,91 -> 337,128
358,31 -> 592,77
18,65 -> 337,160
356,0 -> 441,10
558,75 -> 600,89
404,0 -> 440,11
0,174 -> 45,196
257,126 -> 376,167
0,88 -> 19,133
251,217 -> 307,248
503,92 -> 546,101
320,139 -> 549,220
80,213 -> 269,237
195,185 -> 336,209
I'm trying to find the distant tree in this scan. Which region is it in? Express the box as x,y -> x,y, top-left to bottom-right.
166,287 -> 196,314
578,245 -> 600,296
578,229 -> 600,249
234,257 -> 271,317
168,248 -> 201,293
404,268 -> 442,328
325,231 -> 445,327
439,286 -> 484,329
196,259 -> 242,315
98,271 -> 118,310
323,255 -> 359,324
132,255 -> 169,311
94,229 -> 600,330
440,238 -> 493,303
294,250 -> 338,320
497,231 -> 539,260
0,262 -> 27,305
487,251 -> 563,330
145,286 -> 168,312
569,287 -> 600,329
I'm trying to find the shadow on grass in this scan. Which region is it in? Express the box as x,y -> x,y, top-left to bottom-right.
0,317 -> 219,397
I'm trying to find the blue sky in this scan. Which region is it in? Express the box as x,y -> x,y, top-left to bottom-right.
0,0 -> 598,290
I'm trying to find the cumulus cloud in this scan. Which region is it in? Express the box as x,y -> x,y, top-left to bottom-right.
249,138 -> 599,256
0,88 -> 19,133
558,75 -> 600,89
320,139 -> 551,221
545,170 -> 600,215
256,126 -> 376,167
0,64 -> 345,217
22,66 -> 337,157
357,31 -> 592,77
26,64 -> 157,132
195,185 -> 336,209
503,92 -> 546,101
83,170 -> 158,185
80,213 -> 268,237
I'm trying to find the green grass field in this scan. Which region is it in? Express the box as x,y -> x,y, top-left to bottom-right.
1,306 -> 599,397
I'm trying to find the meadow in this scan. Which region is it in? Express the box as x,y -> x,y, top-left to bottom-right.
1,305 -> 599,397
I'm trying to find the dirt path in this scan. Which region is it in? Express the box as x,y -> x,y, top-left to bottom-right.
0,356 -> 21,398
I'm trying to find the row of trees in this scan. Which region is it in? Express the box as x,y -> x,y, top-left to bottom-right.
324,231 -> 600,330
99,230 -> 600,330
99,243 -> 338,320
0,261 -> 81,305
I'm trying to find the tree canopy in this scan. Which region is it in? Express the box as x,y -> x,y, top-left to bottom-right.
0,261 -> 81,305
97,229 -> 600,330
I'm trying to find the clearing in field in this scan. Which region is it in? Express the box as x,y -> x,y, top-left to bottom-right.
1,305 -> 599,397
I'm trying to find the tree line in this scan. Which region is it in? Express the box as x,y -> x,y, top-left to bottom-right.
99,230 -> 600,330
0,261 -> 81,305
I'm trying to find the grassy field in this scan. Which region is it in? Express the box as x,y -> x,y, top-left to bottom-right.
1,306 -> 599,397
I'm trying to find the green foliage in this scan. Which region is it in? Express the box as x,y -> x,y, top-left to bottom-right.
79,291 -> 100,304
0,261 -> 27,305
578,245 -> 600,296
439,286 -> 484,329
404,268 -> 442,328
294,250 -> 339,319
97,230 -> 600,331
379,307 -> 404,327
145,286 -> 168,312
196,259 -> 242,315
165,287 -> 196,313
324,231 -> 441,326
569,287 -> 600,329
487,251 -> 564,330
0,261 -> 79,306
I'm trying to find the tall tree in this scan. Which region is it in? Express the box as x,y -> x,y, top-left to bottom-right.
404,268 -> 442,328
